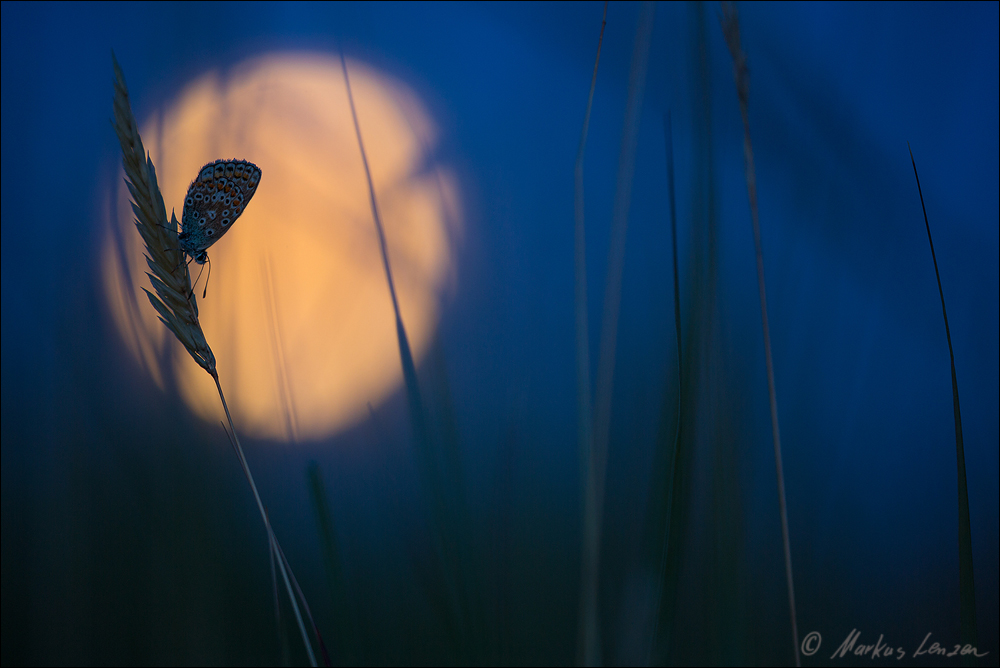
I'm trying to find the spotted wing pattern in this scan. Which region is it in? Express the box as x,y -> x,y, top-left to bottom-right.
178,159 -> 262,264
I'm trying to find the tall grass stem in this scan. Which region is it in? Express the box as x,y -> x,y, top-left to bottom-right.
647,111 -> 683,664
214,374 -> 319,667
581,3 -> 655,664
112,52 -> 319,666
573,2 -> 607,664
339,49 -> 468,644
907,144 -> 978,657
719,6 -> 800,665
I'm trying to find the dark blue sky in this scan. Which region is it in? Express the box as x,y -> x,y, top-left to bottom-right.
2,2 -> 997,665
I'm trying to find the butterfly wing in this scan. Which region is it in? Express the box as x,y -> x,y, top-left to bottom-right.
179,159 -> 262,263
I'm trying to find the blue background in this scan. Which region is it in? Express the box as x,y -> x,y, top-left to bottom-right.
2,2 -> 997,665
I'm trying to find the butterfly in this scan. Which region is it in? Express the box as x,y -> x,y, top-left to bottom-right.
178,159 -> 262,264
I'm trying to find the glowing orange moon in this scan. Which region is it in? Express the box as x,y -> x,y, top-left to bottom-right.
103,54 -> 461,442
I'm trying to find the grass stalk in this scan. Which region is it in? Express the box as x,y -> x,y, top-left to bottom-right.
268,514 -> 292,665
339,49 -> 433,498
719,6 -> 800,666
646,111 -> 683,664
580,3 -> 656,665
111,52 -> 320,666
216,379 -> 319,667
574,1 -> 607,488
907,145 -> 978,657
307,461 -> 355,662
573,1 -> 607,663
339,50 -> 468,649
262,256 -> 300,443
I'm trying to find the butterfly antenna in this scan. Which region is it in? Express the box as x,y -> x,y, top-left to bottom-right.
189,260 -> 207,300
203,255 -> 212,299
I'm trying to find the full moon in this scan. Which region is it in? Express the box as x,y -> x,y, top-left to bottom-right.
103,54 -> 461,442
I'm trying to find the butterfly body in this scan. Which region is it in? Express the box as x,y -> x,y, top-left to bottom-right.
178,159 -> 262,264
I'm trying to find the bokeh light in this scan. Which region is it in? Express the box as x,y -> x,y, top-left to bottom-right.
103,53 -> 462,442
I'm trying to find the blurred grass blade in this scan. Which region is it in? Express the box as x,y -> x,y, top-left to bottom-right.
646,111 -> 683,665
340,51 -> 469,653
720,5 -> 799,665
908,144 -> 978,660
268,518 -> 291,665
581,3 -> 656,664
574,0 -> 607,494
573,2 -> 607,663
307,461 -> 356,663
338,49 -> 433,506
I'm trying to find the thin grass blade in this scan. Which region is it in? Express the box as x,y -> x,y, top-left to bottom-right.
720,5 -> 799,665
908,144 -> 978,661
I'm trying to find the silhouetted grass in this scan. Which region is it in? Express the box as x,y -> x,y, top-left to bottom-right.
908,145 -> 979,664
112,51 -> 323,667
644,111 -> 682,666
573,2 -> 608,664
110,8 -> 991,666
721,4 -> 799,665
307,461 -> 357,664
647,8 -> 750,665
340,51 -> 479,660
580,3 -> 655,665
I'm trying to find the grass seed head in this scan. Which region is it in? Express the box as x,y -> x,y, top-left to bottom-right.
111,52 -> 216,374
